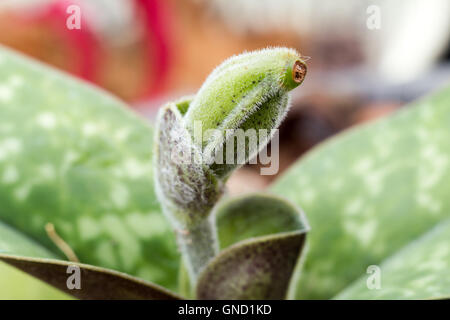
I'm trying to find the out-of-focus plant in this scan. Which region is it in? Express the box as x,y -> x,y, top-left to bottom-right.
0,45 -> 449,300
271,83 -> 450,299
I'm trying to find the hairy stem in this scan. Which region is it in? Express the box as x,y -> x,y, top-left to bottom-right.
178,216 -> 218,282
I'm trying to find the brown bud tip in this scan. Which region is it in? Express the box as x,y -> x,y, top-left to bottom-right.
293,60 -> 307,84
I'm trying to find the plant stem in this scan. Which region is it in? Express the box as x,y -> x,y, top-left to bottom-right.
178,215 -> 218,283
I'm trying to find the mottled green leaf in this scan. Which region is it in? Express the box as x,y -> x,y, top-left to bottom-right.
335,220 -> 450,300
0,46 -> 179,293
195,194 -> 308,300
0,220 -> 181,299
271,84 -> 450,299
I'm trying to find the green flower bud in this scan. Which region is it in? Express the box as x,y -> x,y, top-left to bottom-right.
183,47 -> 307,177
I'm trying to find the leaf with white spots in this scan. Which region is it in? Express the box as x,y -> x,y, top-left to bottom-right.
0,46 -> 180,295
272,84 -> 450,299
335,220 -> 450,299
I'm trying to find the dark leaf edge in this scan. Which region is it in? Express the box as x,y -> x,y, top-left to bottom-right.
196,230 -> 307,300
0,253 -> 183,300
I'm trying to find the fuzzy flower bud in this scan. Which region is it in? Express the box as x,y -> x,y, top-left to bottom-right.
155,48 -> 307,227
184,47 -> 307,177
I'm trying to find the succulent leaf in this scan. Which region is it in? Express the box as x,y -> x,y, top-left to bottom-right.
272,84 -> 450,299
335,220 -> 450,300
0,254 -> 182,300
0,46 -> 179,292
0,262 -> 69,299
215,193 -> 308,248
0,220 -> 181,300
195,194 -> 309,300
196,232 -> 306,300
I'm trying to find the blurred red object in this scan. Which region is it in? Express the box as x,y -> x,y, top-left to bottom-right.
27,0 -> 101,81
135,0 -> 173,97
0,0 -> 174,101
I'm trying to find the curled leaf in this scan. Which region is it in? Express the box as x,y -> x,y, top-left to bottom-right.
196,232 -> 306,300
195,194 -> 308,300
216,193 -> 308,248
154,103 -> 224,228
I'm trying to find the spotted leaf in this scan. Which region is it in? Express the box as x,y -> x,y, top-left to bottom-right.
272,84 -> 450,299
0,46 -> 179,295
335,220 -> 450,300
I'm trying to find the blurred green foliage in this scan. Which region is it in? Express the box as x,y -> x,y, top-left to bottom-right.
272,85 -> 450,299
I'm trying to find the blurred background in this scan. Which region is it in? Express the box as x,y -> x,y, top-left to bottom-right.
0,0 -> 449,193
